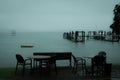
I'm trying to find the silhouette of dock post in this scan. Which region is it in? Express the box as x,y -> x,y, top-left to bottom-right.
81,31 -> 85,42
75,31 -> 78,42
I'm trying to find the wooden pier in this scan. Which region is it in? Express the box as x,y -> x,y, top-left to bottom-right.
63,30 -> 120,42
63,31 -> 85,42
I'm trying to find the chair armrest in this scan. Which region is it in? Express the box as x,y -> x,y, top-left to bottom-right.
76,57 -> 86,63
25,58 -> 32,62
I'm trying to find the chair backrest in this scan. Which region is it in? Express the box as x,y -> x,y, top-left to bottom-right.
72,54 -> 77,62
72,54 -> 83,62
92,55 -> 106,66
16,54 -> 24,63
72,54 -> 86,66
98,51 -> 106,58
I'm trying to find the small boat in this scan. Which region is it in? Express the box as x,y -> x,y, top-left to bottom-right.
11,30 -> 16,36
21,44 -> 34,48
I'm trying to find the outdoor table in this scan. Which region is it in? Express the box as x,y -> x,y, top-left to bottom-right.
28,55 -> 51,60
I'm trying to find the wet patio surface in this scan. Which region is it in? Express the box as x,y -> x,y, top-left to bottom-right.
14,67 -> 120,80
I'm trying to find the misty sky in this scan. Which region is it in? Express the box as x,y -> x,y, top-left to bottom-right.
0,0 -> 120,32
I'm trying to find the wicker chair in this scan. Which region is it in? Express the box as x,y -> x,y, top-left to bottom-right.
15,54 -> 32,76
72,54 -> 86,75
91,55 -> 106,76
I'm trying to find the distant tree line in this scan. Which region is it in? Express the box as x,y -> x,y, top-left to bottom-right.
110,3 -> 120,35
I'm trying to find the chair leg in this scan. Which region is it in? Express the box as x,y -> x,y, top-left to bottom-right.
72,63 -> 76,73
33,60 -> 35,68
82,64 -> 87,75
81,64 -> 83,74
35,60 -> 37,68
74,64 -> 78,74
84,64 -> 87,75
15,63 -> 18,75
91,65 -> 94,76
72,66 -> 74,73
39,61 -> 42,68
82,64 -> 86,75
30,60 -> 33,74
22,64 -> 25,76
54,62 -> 57,74
49,61 -> 57,75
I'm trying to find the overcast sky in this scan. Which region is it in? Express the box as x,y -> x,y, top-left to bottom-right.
0,0 -> 120,32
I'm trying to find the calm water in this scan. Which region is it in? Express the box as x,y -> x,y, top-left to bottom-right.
0,32 -> 120,68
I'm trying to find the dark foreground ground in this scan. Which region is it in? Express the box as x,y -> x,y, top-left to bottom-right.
1,65 -> 119,80
0,66 -> 120,80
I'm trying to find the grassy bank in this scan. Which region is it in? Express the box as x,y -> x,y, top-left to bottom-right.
0,67 -> 15,78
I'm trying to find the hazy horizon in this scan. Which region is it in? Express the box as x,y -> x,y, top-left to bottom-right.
0,0 -> 120,33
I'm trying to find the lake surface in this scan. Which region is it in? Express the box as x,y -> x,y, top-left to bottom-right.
0,32 -> 120,68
